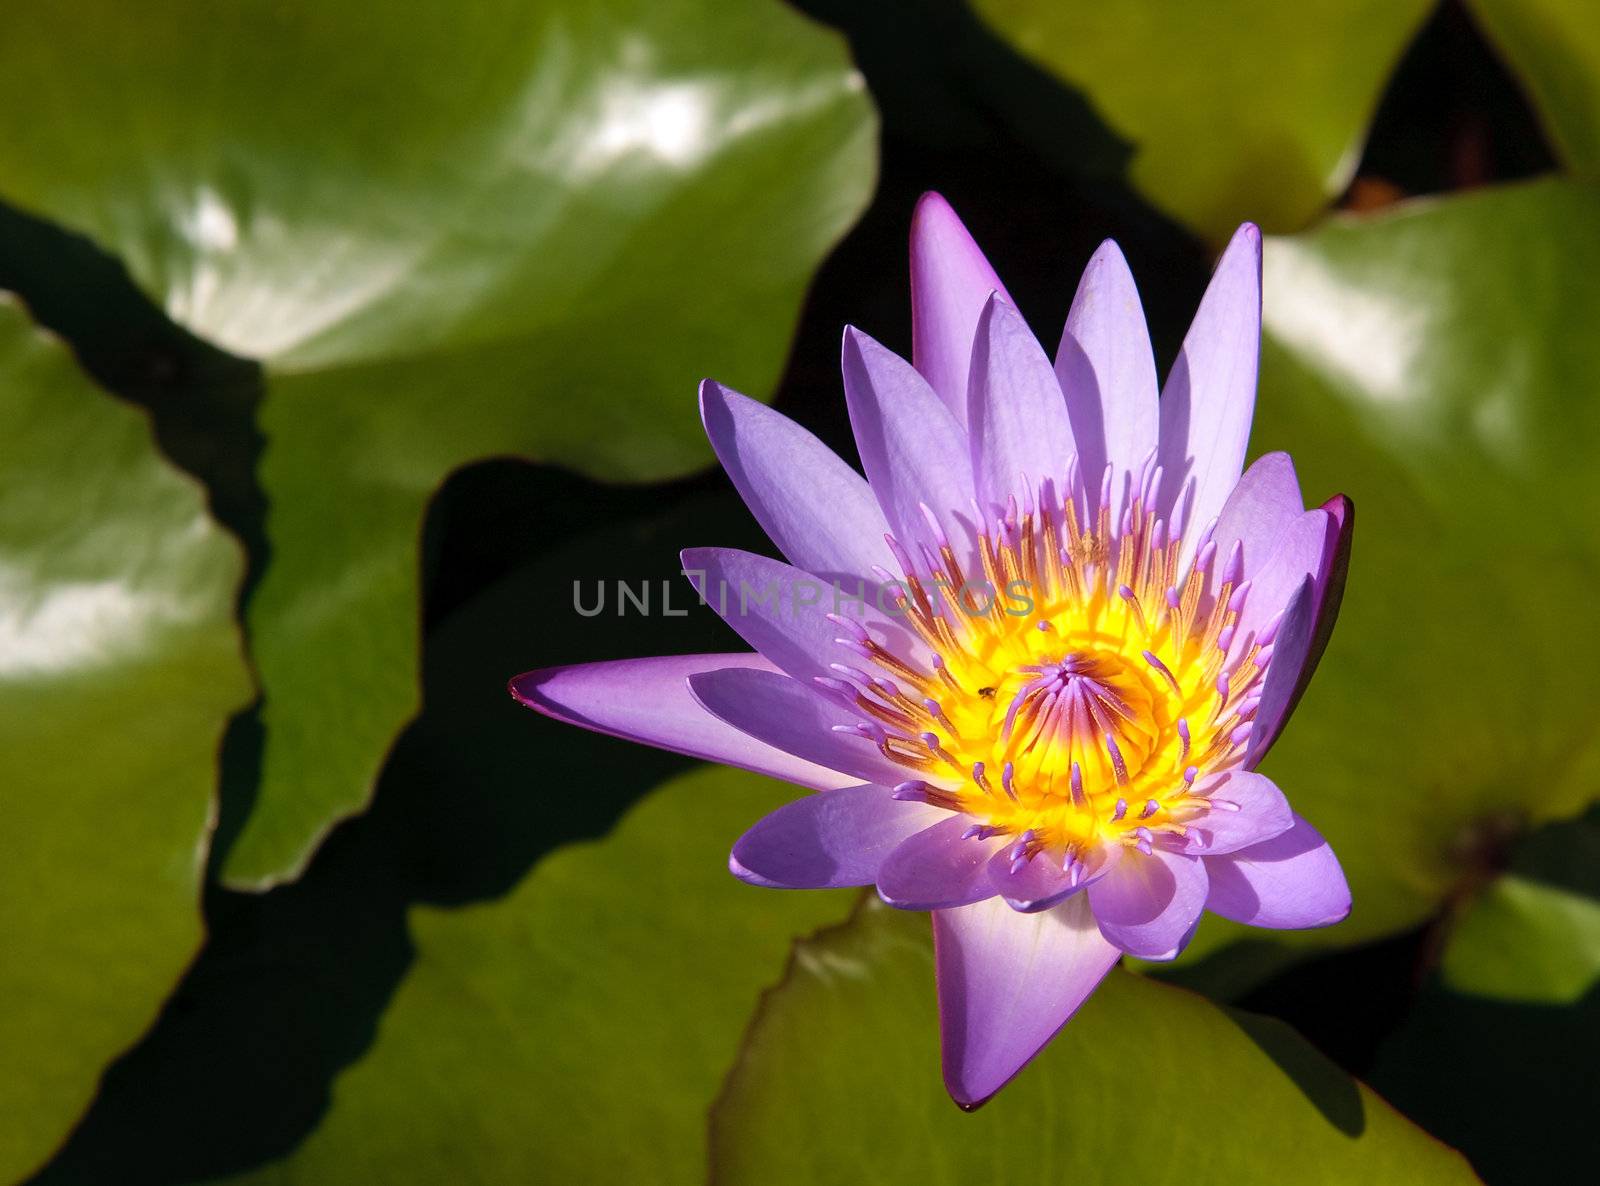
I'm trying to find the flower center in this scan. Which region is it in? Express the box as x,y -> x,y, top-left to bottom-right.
823,464 -> 1276,866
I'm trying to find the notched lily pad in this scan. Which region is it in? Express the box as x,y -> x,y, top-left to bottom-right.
214,766 -> 854,1185
710,900 -> 1479,1185
0,297 -> 250,1182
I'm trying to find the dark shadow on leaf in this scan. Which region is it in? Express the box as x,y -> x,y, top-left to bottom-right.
27,463 -> 760,1184
1225,1009 -> 1366,1138
1373,978 -> 1600,1185
0,197 -> 275,880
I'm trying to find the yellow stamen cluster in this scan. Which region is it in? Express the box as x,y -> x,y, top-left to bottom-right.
848,486 -> 1265,861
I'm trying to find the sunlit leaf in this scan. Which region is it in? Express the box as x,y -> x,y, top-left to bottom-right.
214,766 -> 853,1185
0,0 -> 877,886
1174,179 -> 1600,966
711,900 -> 1479,1185
968,0 -> 1431,240
0,298 -> 250,1181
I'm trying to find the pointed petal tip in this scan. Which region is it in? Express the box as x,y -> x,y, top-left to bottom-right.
506,668 -> 545,709
945,1079 -> 995,1112
913,189 -> 955,221
728,849 -> 768,886
1320,491 -> 1354,528
507,667 -> 574,718
1086,236 -> 1131,270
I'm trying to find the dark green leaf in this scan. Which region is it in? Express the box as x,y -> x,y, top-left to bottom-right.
0,299 -> 250,1181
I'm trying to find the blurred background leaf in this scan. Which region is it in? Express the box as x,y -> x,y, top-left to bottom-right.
0,300 -> 250,1181
710,900 -> 1480,1185
1464,0 -> 1600,170
210,766 -> 854,1186
1437,806 -> 1600,1005
0,0 -> 878,888
967,0 -> 1433,239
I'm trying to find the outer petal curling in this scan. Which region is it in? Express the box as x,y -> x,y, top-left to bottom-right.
1203,814 -> 1351,929
934,894 -> 1121,1108
730,785 -> 943,889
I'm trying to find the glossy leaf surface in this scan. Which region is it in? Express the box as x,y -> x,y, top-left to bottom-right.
0,299 -> 249,1181
0,0 -> 878,885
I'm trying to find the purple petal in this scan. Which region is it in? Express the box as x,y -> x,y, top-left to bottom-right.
687,666 -> 918,788
1087,846 -> 1208,960
679,547 -> 924,683
1211,452 -> 1306,582
730,785 -> 943,889
988,840 -> 1119,912
1228,506 -> 1329,669
1297,494 -> 1354,710
1055,239 -> 1158,522
509,655 -> 855,791
987,845 -> 1075,913
967,293 -> 1077,510
910,191 -> 1012,424
877,815 -> 1002,910
700,380 -> 893,581
841,327 -> 976,564
1183,769 -> 1294,855
1204,814 -> 1351,929
934,894 -> 1120,1108
1246,576 -> 1317,765
1158,223 -> 1262,560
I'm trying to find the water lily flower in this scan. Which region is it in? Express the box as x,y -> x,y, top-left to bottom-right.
512,194 -> 1352,1108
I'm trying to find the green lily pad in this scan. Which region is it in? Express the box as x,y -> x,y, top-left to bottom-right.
1465,0 -> 1600,171
710,900 -> 1478,1184
1176,179 -> 1600,964
968,0 -> 1432,240
0,298 -> 250,1181
215,766 -> 853,1185
0,0 -> 877,887
1441,875 -> 1600,1004
1440,807 -> 1600,1004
